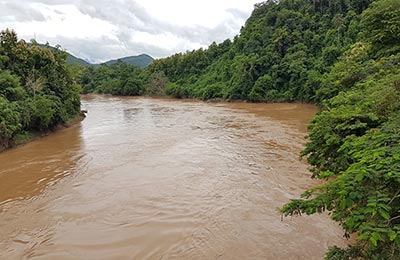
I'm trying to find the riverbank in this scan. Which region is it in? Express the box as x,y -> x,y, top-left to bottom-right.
0,112 -> 86,153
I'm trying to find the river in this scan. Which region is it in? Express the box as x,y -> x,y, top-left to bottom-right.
0,95 -> 347,259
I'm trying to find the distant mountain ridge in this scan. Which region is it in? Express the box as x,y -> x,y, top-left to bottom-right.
102,54 -> 154,68
69,53 -> 154,68
37,44 -> 154,68
66,53 -> 92,67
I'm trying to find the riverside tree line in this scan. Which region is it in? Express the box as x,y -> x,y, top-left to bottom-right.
0,30 -> 81,149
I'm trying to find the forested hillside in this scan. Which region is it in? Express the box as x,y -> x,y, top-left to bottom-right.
80,61 -> 146,95
146,0 -> 373,102
102,54 -> 154,68
281,0 -> 400,259
80,0 -> 376,102
0,29 -> 81,150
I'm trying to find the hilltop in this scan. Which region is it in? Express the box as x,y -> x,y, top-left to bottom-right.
38,44 -> 154,68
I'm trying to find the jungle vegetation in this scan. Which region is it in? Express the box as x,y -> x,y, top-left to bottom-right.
79,61 -> 147,96
0,29 -> 81,149
281,0 -> 400,259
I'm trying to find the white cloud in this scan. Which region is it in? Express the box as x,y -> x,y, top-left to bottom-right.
137,0 -> 228,27
8,3 -> 117,39
0,0 -> 260,62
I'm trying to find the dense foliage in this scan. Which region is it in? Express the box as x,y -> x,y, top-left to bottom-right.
79,61 -> 147,95
280,0 -> 400,259
82,0 -> 375,102
143,0 -> 373,102
0,29 -> 81,148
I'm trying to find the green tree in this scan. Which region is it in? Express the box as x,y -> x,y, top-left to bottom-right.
361,0 -> 400,56
281,0 -> 400,255
0,29 -> 81,148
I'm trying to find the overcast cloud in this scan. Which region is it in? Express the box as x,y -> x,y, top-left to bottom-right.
0,0 -> 260,63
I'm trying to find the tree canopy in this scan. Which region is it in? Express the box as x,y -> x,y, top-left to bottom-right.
279,0 -> 400,258
135,0 -> 374,102
0,29 -> 81,148
79,61 -> 147,96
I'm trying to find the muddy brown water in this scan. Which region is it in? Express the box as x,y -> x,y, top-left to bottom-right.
0,95 -> 348,259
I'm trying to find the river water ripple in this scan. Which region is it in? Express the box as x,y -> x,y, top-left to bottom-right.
0,95 -> 347,259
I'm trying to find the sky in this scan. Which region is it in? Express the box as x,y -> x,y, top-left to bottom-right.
0,0 -> 260,63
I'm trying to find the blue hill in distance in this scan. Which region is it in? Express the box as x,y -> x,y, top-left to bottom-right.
38,44 -> 154,68
66,53 -> 154,68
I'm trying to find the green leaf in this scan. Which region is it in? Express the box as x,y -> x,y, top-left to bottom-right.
355,173 -> 364,181
370,236 -> 378,247
370,232 -> 382,247
378,209 -> 390,220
